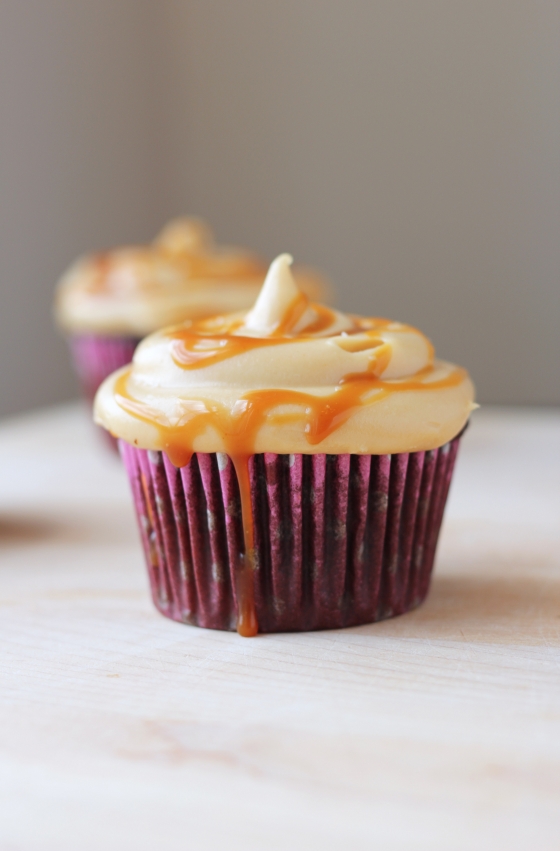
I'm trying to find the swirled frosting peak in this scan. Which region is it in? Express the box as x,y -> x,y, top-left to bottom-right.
95,254 -> 475,458
241,253 -> 309,335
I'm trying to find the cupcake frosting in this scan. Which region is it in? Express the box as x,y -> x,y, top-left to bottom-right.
95,254 -> 475,460
55,219 -> 328,336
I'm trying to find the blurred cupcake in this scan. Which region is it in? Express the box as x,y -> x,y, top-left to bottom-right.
95,254 -> 475,635
55,218 -> 329,407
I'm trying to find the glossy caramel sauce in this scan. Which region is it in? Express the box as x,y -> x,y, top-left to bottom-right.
113,308 -> 463,637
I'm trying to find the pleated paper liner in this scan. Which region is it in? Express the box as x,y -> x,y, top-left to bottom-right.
69,333 -> 140,403
69,334 -> 140,450
120,431 -> 462,634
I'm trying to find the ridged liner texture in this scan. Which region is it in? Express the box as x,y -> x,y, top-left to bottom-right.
70,334 -> 140,450
69,333 -> 140,404
120,433 -> 462,633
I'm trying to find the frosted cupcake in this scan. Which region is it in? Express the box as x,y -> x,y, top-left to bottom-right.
55,218 -> 328,406
95,254 -> 475,635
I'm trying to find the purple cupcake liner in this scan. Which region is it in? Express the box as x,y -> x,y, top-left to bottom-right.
69,333 -> 140,403
119,433 -> 462,634
69,334 -> 140,451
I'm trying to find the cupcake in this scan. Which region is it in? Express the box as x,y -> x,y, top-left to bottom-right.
94,254 -> 475,635
55,218 -> 329,408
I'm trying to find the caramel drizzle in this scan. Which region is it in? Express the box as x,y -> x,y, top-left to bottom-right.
166,305 -> 396,370
271,291 -> 310,335
114,348 -> 465,637
84,249 -> 266,297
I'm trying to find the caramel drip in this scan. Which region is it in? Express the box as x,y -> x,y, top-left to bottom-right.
232,456 -> 259,637
114,361 -> 465,637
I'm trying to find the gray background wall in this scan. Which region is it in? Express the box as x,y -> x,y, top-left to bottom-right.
1,1 -> 559,417
0,1 -> 167,416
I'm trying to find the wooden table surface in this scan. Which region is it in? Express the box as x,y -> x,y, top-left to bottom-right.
0,403 -> 559,851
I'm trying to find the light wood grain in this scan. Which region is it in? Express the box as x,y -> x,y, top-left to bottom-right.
0,404 -> 559,851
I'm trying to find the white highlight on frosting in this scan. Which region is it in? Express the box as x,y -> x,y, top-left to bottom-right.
373,330 -> 431,379
243,254 -> 298,334
242,253 -> 319,336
